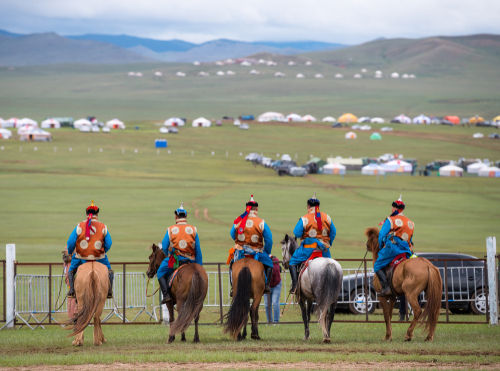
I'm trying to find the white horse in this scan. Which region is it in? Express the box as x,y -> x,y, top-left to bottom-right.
281,234 -> 343,343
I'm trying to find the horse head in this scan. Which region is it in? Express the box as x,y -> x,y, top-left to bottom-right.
365,227 -> 380,253
281,233 -> 297,270
146,243 -> 165,278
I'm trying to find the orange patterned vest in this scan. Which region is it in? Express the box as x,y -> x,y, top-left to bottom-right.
168,220 -> 197,260
301,210 -> 332,248
233,211 -> 265,252
75,217 -> 108,260
388,214 -> 414,247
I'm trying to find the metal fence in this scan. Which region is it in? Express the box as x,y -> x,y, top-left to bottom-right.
1,257 -> 498,328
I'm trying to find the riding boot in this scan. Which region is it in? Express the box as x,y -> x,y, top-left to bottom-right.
264,266 -> 273,294
289,265 -> 299,295
229,261 -> 233,298
376,269 -> 392,296
158,275 -> 172,304
67,269 -> 77,298
107,270 -> 114,299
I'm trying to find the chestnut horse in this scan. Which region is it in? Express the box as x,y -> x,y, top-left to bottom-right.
146,244 -> 208,343
224,257 -> 265,340
365,228 -> 442,341
66,261 -> 108,346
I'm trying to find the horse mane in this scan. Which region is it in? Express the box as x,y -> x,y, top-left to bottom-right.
365,227 -> 379,252
281,234 -> 297,255
365,227 -> 379,239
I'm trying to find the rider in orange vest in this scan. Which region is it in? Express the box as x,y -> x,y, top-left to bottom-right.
66,201 -> 113,298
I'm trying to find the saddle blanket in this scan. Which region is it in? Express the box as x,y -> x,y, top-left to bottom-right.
168,263 -> 189,287
389,253 -> 408,269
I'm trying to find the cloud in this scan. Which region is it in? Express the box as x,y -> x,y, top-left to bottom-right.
1,0 -> 500,43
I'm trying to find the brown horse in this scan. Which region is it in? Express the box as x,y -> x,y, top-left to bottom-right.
365,228 -> 442,341
224,257 -> 265,340
146,243 -> 208,343
66,261 -> 109,346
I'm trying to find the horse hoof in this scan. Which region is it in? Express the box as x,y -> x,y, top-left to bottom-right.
323,339 -> 331,344
303,336 -> 309,341
404,337 -> 412,342
94,341 -> 102,346
425,336 -> 433,342
251,335 -> 261,340
193,338 -> 200,343
168,336 -> 175,344
72,341 -> 83,347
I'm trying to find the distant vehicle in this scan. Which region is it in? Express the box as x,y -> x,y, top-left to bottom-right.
425,160 -> 451,172
261,157 -> 272,167
489,133 -> 500,139
275,160 -> 297,176
240,115 -> 255,121
168,127 -> 179,134
239,123 -> 249,130
289,167 -> 307,177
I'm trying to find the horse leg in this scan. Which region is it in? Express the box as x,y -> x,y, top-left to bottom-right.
379,297 -> 394,341
93,315 -> 103,346
324,302 -> 336,343
193,313 -> 200,343
181,332 -> 186,342
238,323 -> 247,341
167,302 -> 176,344
405,294 -> 422,342
72,331 -> 84,347
300,299 -> 309,340
250,301 -> 261,340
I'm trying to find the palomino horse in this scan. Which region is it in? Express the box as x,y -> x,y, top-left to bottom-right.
224,257 -> 265,340
365,227 -> 442,341
67,261 -> 108,346
146,244 -> 208,343
281,234 -> 343,343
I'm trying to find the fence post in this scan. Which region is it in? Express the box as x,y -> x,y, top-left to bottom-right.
487,237 -> 498,325
5,244 -> 15,328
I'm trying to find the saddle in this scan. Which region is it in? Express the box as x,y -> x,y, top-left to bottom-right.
168,262 -> 190,288
383,253 -> 408,296
296,250 -> 323,299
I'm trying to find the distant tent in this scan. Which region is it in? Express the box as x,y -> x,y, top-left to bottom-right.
0,118 -> 5,128
192,117 -> 211,127
466,162 -> 488,174
164,117 -> 185,127
469,116 -> 485,125
322,163 -> 346,175
361,163 -> 386,175
322,116 -> 336,122
472,133 -> 484,138
5,117 -> 19,128
478,166 -> 500,178
438,164 -> 463,177
302,114 -> 317,122
443,115 -> 460,125
17,118 -> 38,134
360,125 -> 371,131
493,115 -> 500,123
41,118 -> 61,129
105,119 -> 125,129
345,131 -> 357,139
393,114 -> 411,124
74,118 -> 92,129
257,112 -> 285,122
19,128 -> 51,142
0,128 -> 12,139
413,114 -> 431,124
370,117 -> 385,124
370,132 -> 382,140
338,113 -> 358,123
286,113 -> 302,122
382,159 -> 412,173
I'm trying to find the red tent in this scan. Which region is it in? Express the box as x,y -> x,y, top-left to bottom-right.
444,115 -> 460,125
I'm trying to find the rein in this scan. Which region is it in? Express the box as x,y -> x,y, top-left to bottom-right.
146,277 -> 160,297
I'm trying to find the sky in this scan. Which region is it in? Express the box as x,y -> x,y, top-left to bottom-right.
1,0 -> 499,44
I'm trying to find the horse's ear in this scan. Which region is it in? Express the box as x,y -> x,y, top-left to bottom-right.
152,243 -> 158,251
365,227 -> 379,238
285,234 -> 289,242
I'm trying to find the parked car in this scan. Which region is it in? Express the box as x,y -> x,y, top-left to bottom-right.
338,253 -> 488,315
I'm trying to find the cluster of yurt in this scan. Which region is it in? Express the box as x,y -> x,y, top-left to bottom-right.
465,161 -> 500,178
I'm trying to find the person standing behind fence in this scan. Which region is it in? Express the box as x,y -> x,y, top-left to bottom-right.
62,250 -> 77,318
264,255 -> 282,323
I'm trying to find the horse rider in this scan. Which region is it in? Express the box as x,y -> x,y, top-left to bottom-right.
66,201 -> 114,298
229,195 -> 274,294
374,195 -> 415,296
288,194 -> 336,294
157,202 -> 203,304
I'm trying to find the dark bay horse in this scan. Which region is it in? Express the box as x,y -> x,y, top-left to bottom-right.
224,257 -> 265,340
281,234 -> 343,343
146,243 -> 208,343
365,228 -> 442,341
66,261 -> 108,346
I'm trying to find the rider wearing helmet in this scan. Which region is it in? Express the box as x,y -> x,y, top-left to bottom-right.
157,202 -> 203,304
374,195 -> 415,296
288,194 -> 336,294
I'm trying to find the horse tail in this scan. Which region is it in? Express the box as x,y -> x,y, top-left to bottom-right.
224,266 -> 251,339
314,261 -> 342,335
67,266 -> 103,337
170,270 -> 207,335
420,264 -> 442,333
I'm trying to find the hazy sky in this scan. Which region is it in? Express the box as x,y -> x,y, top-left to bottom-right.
1,0 -> 499,44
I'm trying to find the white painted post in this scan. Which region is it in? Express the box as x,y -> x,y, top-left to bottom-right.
162,304 -> 170,324
6,244 -> 15,328
487,237 -> 498,325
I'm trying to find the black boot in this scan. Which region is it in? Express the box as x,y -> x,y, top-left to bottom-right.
376,270 -> 392,296
107,270 -> 114,299
289,265 -> 299,295
264,266 -> 273,294
158,275 -> 172,304
229,261 -> 233,298
67,269 -> 77,298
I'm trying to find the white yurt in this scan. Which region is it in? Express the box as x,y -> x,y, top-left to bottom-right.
334,73 -> 344,79
192,117 -> 211,127
164,117 -> 185,127
159,127 -> 169,134
74,119 -> 93,130
17,118 -> 38,133
296,73 -> 305,79
361,163 -> 386,175
466,162 -> 488,174
322,116 -> 336,122
393,114 -> 411,124
473,133 -> 484,139
382,159 -> 412,173
286,113 -> 303,122
302,114 -> 317,122
105,119 -> 125,129
0,118 -> 5,128
274,72 -> 285,77
391,72 -> 400,79
413,114 -> 431,124
281,154 -> 292,161
176,71 -> 186,77
257,112 -> 285,122
359,125 -> 371,131
370,117 -> 385,124
314,73 -> 324,78
0,128 -> 12,139
322,163 -> 346,175
4,118 -> 19,128
381,127 -> 393,132
345,131 -> 357,139
478,166 -> 500,177
216,71 -> 225,76
19,128 -> 52,141
41,118 -> 61,129
438,164 -> 463,177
